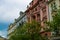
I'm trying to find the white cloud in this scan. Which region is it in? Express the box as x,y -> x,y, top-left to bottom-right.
0,6 -> 19,22
0,30 -> 7,38
5,0 -> 32,5
0,0 -> 32,22
0,0 -> 32,38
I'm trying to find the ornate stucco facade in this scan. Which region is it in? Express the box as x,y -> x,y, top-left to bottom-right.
25,0 -> 60,37
25,0 -> 48,27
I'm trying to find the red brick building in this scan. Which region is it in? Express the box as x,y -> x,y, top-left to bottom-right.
25,0 -> 50,37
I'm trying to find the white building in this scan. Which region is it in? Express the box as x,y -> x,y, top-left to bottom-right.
48,0 -> 60,21
8,11 -> 27,39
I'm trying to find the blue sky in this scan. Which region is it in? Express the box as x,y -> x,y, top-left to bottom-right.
0,0 -> 32,38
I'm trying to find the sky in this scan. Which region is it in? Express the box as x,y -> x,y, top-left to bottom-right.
0,0 -> 32,38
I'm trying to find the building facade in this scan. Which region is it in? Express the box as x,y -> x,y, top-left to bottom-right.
48,0 -> 60,40
48,0 -> 60,21
25,0 -> 50,36
8,0 -> 60,39
25,0 -> 60,37
8,12 -> 27,39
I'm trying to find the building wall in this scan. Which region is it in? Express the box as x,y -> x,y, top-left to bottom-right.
25,0 -> 51,37
8,0 -> 60,39
55,0 -> 60,9
48,1 -> 53,21
48,0 -> 60,21
25,0 -> 60,37
8,13 -> 27,39
25,0 -> 48,27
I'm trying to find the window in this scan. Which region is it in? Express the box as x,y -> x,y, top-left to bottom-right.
42,16 -> 47,23
37,14 -> 40,17
19,23 -> 21,26
51,1 -> 57,11
32,15 -> 36,20
37,14 -> 40,22
43,0 -> 45,2
40,0 -> 42,1
35,8 -> 37,11
45,34 -> 47,36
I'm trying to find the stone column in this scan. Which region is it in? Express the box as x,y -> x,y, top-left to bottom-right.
40,9 -> 44,27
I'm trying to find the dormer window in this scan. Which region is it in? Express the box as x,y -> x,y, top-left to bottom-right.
27,5 -> 29,8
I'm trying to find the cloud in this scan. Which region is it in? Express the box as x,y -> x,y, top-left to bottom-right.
0,0 -> 32,22
0,29 -> 7,38
0,0 -> 32,38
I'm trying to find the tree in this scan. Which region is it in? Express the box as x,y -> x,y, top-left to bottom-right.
9,20 -> 48,40
46,9 -> 60,36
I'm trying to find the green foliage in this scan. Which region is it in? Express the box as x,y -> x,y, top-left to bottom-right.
9,21 -> 48,40
46,9 -> 60,36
